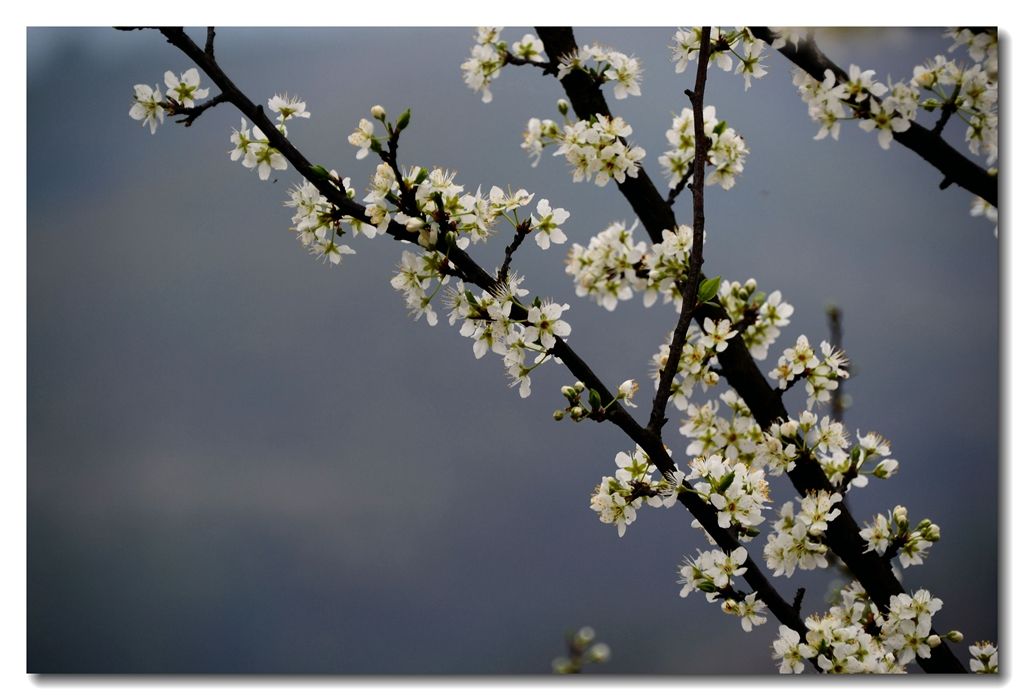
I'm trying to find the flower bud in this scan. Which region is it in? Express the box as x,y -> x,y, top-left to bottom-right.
573,381 -> 585,393
557,98 -> 569,116
551,656 -> 574,674
405,217 -> 426,232
552,410 -> 565,421
395,108 -> 412,130
574,626 -> 596,645
587,643 -> 611,663
947,630 -> 964,643
892,505 -> 909,527
927,634 -> 942,648
570,406 -> 585,421
721,599 -> 739,616
370,104 -> 386,119
561,385 -> 577,399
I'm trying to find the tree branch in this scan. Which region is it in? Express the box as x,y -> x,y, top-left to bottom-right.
749,27 -> 996,207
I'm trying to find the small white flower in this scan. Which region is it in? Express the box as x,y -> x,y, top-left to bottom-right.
268,93 -> 310,122
348,118 -> 375,160
530,199 -> 570,249
163,67 -> 209,108
129,83 -> 165,135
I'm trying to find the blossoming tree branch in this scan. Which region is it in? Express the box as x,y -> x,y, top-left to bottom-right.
123,25 -> 998,674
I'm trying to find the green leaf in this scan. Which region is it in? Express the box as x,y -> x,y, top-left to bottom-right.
713,120 -> 728,135
698,276 -> 722,304
588,389 -> 602,410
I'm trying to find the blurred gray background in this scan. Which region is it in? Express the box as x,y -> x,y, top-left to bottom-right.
27,27 -> 998,674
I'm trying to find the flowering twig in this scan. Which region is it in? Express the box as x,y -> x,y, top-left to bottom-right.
748,27 -> 996,206
144,26 -> 809,652
647,27 -> 711,436
532,26 -> 966,673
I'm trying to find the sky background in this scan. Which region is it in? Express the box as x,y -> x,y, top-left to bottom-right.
27,27 -> 998,674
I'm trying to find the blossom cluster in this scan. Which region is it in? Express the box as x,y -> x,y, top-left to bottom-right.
792,64 -> 912,149
769,335 -> 850,410
762,490 -> 841,577
461,27 -> 548,103
790,28 -> 997,168
678,547 -> 767,632
671,27 -> 769,90
680,391 -> 761,464
684,454 -> 770,539
129,64 -> 307,184
773,583 -> 951,674
716,279 -> 793,361
556,43 -> 643,100
589,446 -> 678,536
284,175 -> 372,265
449,278 -> 573,399
128,68 -> 209,134
659,106 -> 750,191
859,505 -> 940,569
564,222 -> 697,312
554,379 -> 639,423
651,329 -> 724,414
918,29 -> 999,166
523,114 -> 647,186
768,411 -> 899,489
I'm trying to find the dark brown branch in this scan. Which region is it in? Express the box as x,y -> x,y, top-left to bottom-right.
647,28 -> 711,436
749,27 -> 996,207
532,26 -> 966,673
150,27 -> 805,646
932,83 -> 961,136
826,305 -> 846,424
205,27 -> 216,58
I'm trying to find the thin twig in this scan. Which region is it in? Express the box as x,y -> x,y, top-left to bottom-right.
165,93 -> 228,127
647,28 -> 711,436
497,222 -> 531,283
665,161 -> 694,208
